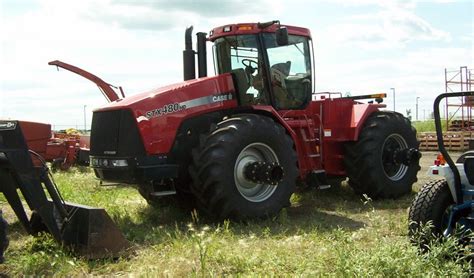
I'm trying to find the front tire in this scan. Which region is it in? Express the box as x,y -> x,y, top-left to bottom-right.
344,111 -> 420,198
190,114 -> 298,220
408,180 -> 455,247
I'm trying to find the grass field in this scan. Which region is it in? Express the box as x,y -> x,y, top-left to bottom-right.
412,120 -> 442,133
0,151 -> 471,276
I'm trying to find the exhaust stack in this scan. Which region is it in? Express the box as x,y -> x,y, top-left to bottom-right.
183,26 -> 196,81
196,32 -> 207,78
183,26 -> 207,81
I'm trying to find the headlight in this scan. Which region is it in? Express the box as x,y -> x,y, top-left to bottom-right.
90,158 -> 128,167
111,159 -> 128,167
91,158 -> 99,167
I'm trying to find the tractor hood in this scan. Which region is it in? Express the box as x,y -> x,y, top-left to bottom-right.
94,73 -> 236,114
91,73 -> 238,155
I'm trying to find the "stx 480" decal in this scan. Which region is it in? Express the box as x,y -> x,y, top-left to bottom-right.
145,93 -> 233,119
146,103 -> 186,119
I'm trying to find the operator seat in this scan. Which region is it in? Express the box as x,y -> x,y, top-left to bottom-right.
271,61 -> 293,108
231,68 -> 251,105
271,61 -> 291,76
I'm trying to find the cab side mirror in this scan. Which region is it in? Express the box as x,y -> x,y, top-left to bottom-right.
276,27 -> 288,46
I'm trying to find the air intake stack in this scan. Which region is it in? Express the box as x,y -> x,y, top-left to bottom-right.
183,26 -> 207,81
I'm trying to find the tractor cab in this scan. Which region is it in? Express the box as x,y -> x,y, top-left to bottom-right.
185,21 -> 314,110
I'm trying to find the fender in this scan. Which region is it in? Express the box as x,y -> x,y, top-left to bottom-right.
318,99 -> 385,142
426,164 -> 471,204
350,103 -> 386,140
245,105 -> 308,176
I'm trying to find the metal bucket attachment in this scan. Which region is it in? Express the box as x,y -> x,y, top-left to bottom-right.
59,201 -> 130,259
0,120 -> 130,259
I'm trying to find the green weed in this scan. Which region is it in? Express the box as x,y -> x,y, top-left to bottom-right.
0,167 -> 470,276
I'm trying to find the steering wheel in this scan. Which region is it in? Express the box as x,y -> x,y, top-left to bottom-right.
241,59 -> 259,87
242,59 -> 258,72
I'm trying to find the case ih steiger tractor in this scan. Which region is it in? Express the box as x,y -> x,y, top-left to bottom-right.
55,21 -> 421,220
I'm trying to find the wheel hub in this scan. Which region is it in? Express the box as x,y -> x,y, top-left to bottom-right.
234,143 -> 280,202
381,134 -> 410,181
243,161 -> 284,185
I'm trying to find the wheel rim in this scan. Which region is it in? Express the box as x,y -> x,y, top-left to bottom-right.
234,143 -> 279,202
381,133 -> 409,181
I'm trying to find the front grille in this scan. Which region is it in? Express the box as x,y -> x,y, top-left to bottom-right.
90,110 -> 146,157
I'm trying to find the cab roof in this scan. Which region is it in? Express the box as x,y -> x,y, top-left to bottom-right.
208,23 -> 312,41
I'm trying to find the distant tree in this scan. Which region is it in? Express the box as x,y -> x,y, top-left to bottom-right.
406,109 -> 412,121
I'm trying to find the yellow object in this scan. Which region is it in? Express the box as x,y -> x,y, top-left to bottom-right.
238,26 -> 253,31
65,128 -> 81,135
370,93 -> 387,99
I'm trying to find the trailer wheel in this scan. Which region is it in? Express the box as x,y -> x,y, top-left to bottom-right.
189,114 -> 298,220
344,111 -> 420,198
408,180 -> 455,248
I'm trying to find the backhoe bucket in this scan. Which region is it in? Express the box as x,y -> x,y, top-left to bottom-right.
0,120 -> 129,259
58,201 -> 129,259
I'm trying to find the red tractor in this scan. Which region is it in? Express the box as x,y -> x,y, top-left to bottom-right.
57,21 -> 421,219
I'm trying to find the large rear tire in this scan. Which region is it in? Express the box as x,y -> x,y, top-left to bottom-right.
189,114 -> 298,220
344,111 -> 420,198
408,180 -> 455,247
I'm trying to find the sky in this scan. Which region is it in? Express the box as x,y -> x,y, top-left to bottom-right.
0,0 -> 472,129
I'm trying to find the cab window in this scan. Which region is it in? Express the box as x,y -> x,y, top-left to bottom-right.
263,34 -> 312,110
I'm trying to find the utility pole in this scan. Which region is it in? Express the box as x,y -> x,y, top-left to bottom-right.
83,105 -> 87,133
416,97 -> 420,121
390,88 -> 395,111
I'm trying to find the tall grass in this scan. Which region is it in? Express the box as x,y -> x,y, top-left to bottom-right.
412,120 -> 448,133
0,168 -> 470,276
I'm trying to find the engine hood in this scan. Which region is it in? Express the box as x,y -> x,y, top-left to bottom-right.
94,76 -> 221,111
91,73 -> 238,155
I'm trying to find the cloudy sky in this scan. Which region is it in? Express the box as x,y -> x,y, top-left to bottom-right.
0,0 -> 472,129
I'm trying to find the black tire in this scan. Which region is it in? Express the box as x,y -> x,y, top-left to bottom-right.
0,211 -> 8,263
408,180 -> 454,246
189,114 -> 298,220
344,111 -> 420,198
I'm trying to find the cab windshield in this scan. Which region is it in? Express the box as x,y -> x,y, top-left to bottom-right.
213,33 -> 312,109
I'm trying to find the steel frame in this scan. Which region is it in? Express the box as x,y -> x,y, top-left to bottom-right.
445,66 -> 474,131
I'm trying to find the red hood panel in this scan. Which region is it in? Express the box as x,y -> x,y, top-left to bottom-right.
93,74 -> 238,155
